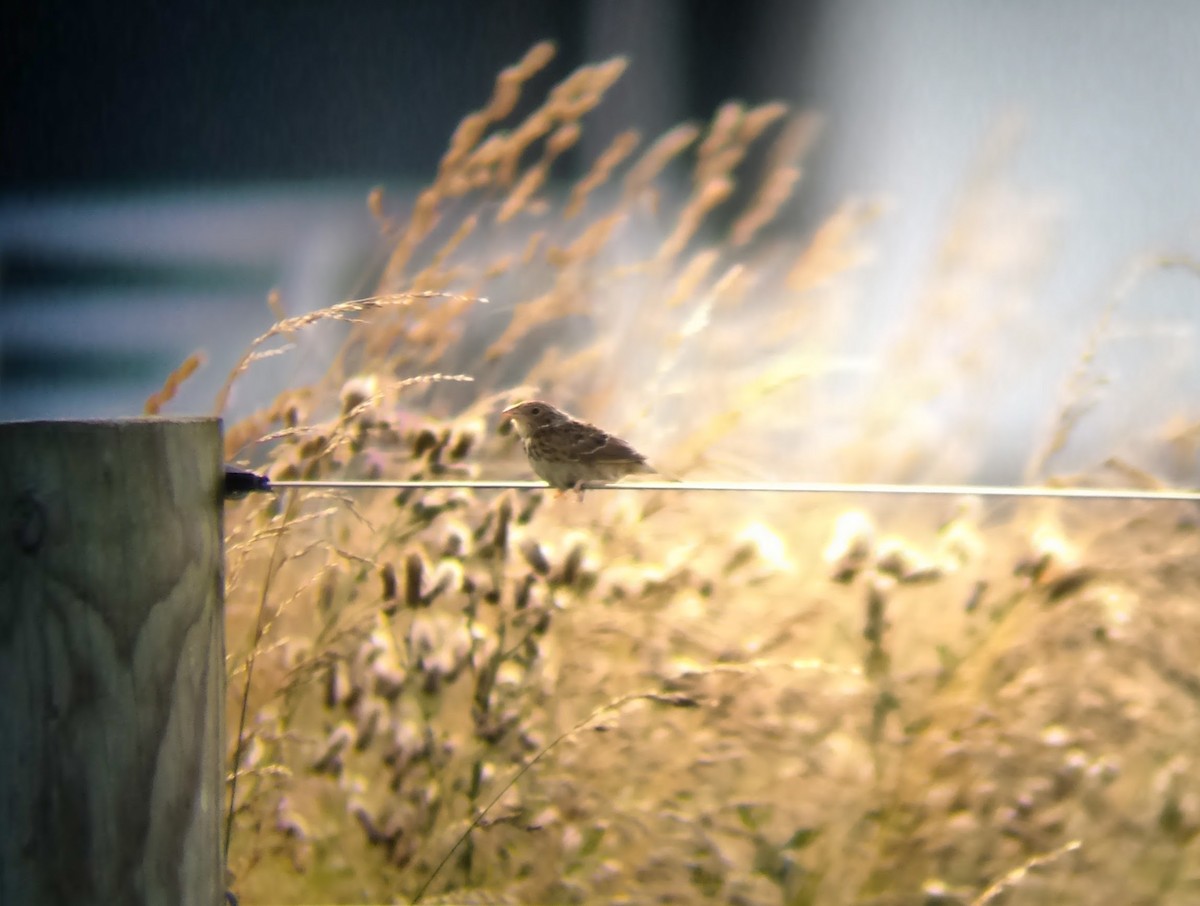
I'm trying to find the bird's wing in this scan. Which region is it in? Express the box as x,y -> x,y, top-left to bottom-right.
560,421 -> 648,465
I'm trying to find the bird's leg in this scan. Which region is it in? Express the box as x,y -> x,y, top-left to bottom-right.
551,482 -> 581,500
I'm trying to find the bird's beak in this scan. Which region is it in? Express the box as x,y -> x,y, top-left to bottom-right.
499,405 -> 517,423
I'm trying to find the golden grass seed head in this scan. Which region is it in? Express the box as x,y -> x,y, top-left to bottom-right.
316,565 -> 342,616
379,562 -> 397,601
432,629 -> 473,681
824,509 -> 877,583
446,419 -> 484,460
435,519 -> 473,559
516,489 -> 544,523
266,463 -> 298,496
863,574 -> 894,643
595,562 -> 645,602
445,489 -> 474,509
475,761 -> 496,788
1039,724 -> 1072,748
353,698 -> 386,751
723,521 -> 795,581
527,606 -> 553,639
468,623 -> 499,670
411,426 -> 440,458
233,734 -> 264,774
472,570 -> 502,605
427,558 -> 466,602
474,707 -> 520,745
352,446 -> 386,477
1087,756 -> 1120,785
312,722 -> 355,775
937,521 -> 986,573
347,638 -> 384,706
511,572 -> 538,610
476,491 -> 515,559
372,421 -> 401,445
298,433 -> 329,458
404,551 -> 429,608
300,454 -> 323,480
555,541 -> 586,588
371,658 -> 407,702
324,659 -> 351,710
518,533 -> 552,575
348,801 -> 393,846
920,879 -> 969,905
411,786 -> 454,836
922,781 -> 961,816
409,612 -> 473,680
268,449 -> 301,481
516,728 -> 544,755
1059,748 -> 1090,781
459,567 -> 481,597
472,661 -> 500,714
274,797 -> 311,843
551,529 -> 598,588
410,488 -> 470,522
589,860 -> 625,892
381,719 -> 431,774
721,541 -> 755,577
273,643 -> 309,676
524,805 -> 561,832
471,506 -> 494,542
424,428 -> 453,467
876,538 -> 945,584
1050,754 -> 1087,799
495,659 -> 527,689
339,375 -> 379,416
1015,523 -> 1083,587
559,823 -> 586,860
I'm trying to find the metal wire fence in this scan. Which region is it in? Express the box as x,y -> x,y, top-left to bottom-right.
265,478 -> 1200,502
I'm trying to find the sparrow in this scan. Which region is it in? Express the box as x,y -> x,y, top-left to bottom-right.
500,400 -> 659,497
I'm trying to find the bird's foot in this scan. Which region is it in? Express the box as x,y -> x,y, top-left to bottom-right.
553,481 -> 599,501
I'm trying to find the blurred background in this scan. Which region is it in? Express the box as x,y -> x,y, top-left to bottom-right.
3,0 -> 1199,481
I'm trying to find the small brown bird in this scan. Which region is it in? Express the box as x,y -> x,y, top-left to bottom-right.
500,400 -> 658,497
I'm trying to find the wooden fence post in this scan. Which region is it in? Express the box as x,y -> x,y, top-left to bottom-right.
0,418 -> 225,906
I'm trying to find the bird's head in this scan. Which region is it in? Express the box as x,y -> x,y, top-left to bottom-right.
500,400 -> 568,438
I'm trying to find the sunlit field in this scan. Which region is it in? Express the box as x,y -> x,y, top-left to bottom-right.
200,43 -> 1200,905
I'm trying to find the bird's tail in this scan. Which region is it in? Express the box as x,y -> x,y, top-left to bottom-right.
644,462 -> 681,482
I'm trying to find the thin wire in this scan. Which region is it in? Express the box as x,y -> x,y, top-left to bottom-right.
267,478 -> 1200,502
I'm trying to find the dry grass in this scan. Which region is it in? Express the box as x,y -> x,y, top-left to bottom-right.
202,42 -> 1200,905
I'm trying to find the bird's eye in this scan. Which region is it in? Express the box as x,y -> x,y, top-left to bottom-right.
529,406 -> 541,415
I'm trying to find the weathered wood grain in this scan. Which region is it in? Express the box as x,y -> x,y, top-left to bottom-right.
0,418 -> 225,905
